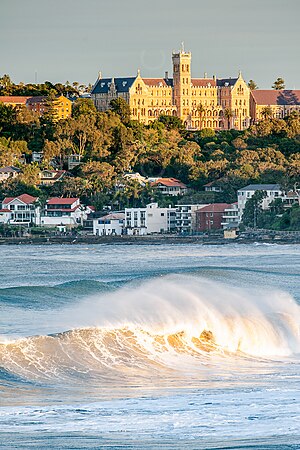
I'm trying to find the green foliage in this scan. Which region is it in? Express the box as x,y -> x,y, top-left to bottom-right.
109,98 -> 131,124
272,77 -> 285,90
158,114 -> 183,130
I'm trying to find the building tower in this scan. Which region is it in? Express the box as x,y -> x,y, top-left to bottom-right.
172,43 -> 192,124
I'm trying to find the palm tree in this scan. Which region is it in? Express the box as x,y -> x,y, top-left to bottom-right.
272,77 -> 285,90
224,108 -> 234,130
196,103 -> 206,130
261,106 -> 273,120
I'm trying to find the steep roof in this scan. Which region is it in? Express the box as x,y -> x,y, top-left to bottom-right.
238,184 -> 281,192
217,78 -> 238,87
192,78 -> 216,88
142,78 -> 173,87
91,77 -> 136,94
26,96 -> 47,104
47,197 -> 79,205
2,194 -> 37,204
251,90 -> 300,105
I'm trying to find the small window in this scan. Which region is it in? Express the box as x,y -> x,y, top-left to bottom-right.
161,213 -> 165,216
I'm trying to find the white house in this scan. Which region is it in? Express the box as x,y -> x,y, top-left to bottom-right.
0,208 -> 12,224
125,203 -> 176,235
0,166 -> 20,183
1,194 -> 40,225
41,197 -> 91,228
221,203 -> 239,229
238,184 -> 283,221
39,170 -> 66,186
93,213 -> 125,236
176,204 -> 208,233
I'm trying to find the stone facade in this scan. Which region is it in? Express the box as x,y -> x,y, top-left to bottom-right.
91,47 -> 250,131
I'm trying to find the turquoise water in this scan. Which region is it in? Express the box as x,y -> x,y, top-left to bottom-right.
0,243 -> 300,449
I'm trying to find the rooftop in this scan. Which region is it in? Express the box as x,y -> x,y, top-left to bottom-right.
251,90 -> 300,106
238,184 -> 281,192
47,197 -> 79,205
2,194 -> 37,204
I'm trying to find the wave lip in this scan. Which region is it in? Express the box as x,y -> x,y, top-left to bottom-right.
1,276 -> 299,382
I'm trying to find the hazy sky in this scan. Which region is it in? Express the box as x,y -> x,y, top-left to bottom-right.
1,0 -> 299,89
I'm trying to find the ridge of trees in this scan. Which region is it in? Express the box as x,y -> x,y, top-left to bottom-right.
0,97 -> 299,217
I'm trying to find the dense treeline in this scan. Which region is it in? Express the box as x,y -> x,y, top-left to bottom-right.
0,96 -> 299,216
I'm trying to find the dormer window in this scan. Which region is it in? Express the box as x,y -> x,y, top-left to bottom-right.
100,82 -> 105,88
122,81 -> 127,87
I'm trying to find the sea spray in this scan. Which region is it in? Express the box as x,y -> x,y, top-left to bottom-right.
1,275 -> 299,383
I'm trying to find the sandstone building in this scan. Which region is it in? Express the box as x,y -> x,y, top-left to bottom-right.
91,46 -> 250,131
250,90 -> 300,122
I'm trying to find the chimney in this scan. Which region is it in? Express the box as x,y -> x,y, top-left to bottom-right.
213,75 -> 216,81
204,72 -> 207,79
165,71 -> 169,80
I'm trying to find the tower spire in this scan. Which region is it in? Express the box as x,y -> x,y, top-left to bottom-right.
181,41 -> 185,53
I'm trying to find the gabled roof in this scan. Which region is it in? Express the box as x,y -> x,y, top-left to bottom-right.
40,170 -> 66,180
0,166 -> 20,173
238,184 -> 281,192
142,78 -> 173,87
217,78 -> 238,87
197,203 -> 233,213
0,96 -> 31,104
192,78 -> 216,88
2,194 -> 37,204
91,77 -> 136,94
152,178 -> 187,188
47,197 -> 79,205
251,90 -> 300,106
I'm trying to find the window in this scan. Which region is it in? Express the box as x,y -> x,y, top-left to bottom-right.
161,213 -> 165,216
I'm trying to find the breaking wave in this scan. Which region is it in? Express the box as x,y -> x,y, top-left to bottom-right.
1,276 -> 299,382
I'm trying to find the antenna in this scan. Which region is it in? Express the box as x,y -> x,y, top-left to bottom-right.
181,41 -> 185,53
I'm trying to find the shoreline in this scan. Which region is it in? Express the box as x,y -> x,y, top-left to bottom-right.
0,233 -> 300,246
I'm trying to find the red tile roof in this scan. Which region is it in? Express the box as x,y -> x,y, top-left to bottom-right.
2,194 -> 37,204
142,78 -> 170,87
251,90 -> 300,106
0,209 -> 11,212
192,79 -> 216,88
41,170 -> 66,180
0,96 -> 31,104
47,197 -> 79,205
196,203 -> 233,213
26,96 -> 47,104
152,178 -> 187,188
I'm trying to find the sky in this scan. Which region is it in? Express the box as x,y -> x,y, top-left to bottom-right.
1,0 -> 299,89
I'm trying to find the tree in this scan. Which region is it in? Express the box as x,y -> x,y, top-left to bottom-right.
158,115 -> 183,130
272,77 -> 285,90
224,108 -> 234,129
196,103 -> 206,130
72,98 -> 97,119
109,98 -> 131,124
248,80 -> 258,90
242,190 -> 267,228
260,106 -> 273,120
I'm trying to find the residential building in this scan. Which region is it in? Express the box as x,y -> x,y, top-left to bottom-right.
0,166 -> 20,182
0,208 -> 12,224
39,170 -> 66,186
1,194 -> 40,225
0,96 -> 31,108
91,46 -> 250,130
203,181 -> 223,192
150,177 -> 187,196
125,203 -> 176,235
196,203 -> 233,232
41,197 -> 91,228
93,213 -> 125,236
238,184 -> 283,221
176,204 -> 208,233
26,95 -> 72,120
250,90 -> 300,123
221,203 -> 239,228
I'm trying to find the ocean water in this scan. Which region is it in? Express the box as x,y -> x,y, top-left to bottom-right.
0,243 -> 300,449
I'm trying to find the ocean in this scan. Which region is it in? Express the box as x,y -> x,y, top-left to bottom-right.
0,243 -> 299,449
